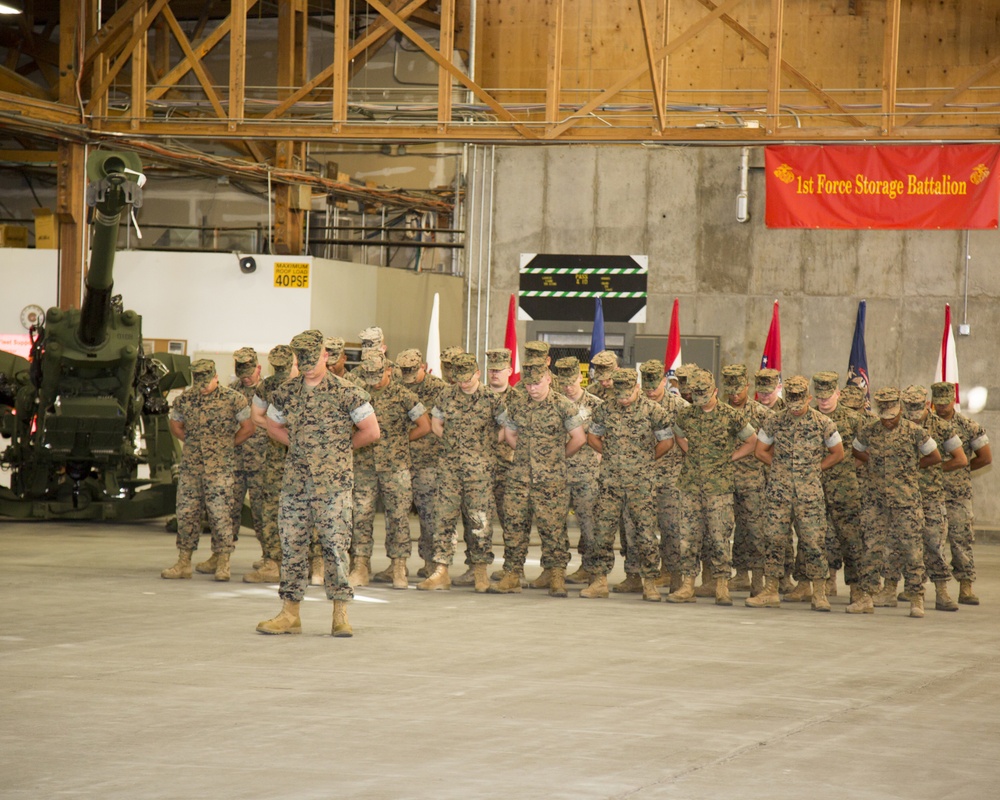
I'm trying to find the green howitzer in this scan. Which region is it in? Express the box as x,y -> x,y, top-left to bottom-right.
0,152 -> 189,519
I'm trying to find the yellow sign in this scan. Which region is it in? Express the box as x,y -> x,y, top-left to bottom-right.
273,262 -> 310,288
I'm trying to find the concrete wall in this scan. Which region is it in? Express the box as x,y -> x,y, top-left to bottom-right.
482,144 -> 999,524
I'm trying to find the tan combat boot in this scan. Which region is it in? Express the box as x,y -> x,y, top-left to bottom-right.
934,580 -> 959,612
715,576 -> 732,607
348,556 -> 371,587
745,576 -> 781,608
243,557 -> 280,584
873,579 -> 899,607
452,566 -> 477,586
390,558 -> 408,590
750,569 -> 764,597
417,559 -> 434,579
579,575 -> 609,599
530,568 -> 553,589
161,550 -> 193,579
310,555 -> 324,586
370,563 -> 394,583
488,569 -> 523,594
332,599 -> 353,637
194,552 -> 218,574
666,575 -> 698,604
783,579 -> 813,602
778,575 -> 795,594
729,570 -> 751,592
214,552 -> 231,582
416,563 -> 451,591
566,566 -> 592,585
256,599 -> 302,634
654,565 -> 671,587
642,576 -> 662,602
472,563 -> 490,593
669,572 -> 682,593
811,579 -> 831,612
548,567 -> 568,598
826,569 -> 838,597
612,573 -> 643,593
958,580 -> 979,605
490,567 -> 506,581
694,563 -> 716,597
845,591 -> 875,614
909,593 -> 925,618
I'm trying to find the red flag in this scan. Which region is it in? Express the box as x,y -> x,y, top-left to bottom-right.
504,293 -> 521,386
664,298 -> 682,378
935,303 -> 960,406
759,300 -> 782,391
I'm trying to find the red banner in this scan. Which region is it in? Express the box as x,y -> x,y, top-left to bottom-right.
765,145 -> 1000,229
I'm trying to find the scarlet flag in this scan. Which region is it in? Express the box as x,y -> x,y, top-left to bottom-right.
759,300 -> 782,395
664,298 -> 682,379
504,293 -> 521,386
935,303 -> 960,406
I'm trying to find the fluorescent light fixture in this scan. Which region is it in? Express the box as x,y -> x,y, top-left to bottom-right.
0,1 -> 23,14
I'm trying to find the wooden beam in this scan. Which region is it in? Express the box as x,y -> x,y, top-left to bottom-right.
130,2 -> 148,131
881,0 -> 901,135
766,0 -> 784,134
637,0 -> 667,133
903,52 -> 1000,128
545,0 -> 565,128
274,1 -> 309,255
83,0 -> 149,66
159,5 -> 227,120
228,0 -> 247,132
56,141 -> 85,311
332,0 -> 349,128
437,0 -> 456,132
348,0 -> 428,79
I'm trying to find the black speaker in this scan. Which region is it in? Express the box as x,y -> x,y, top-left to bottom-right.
239,256 -> 257,274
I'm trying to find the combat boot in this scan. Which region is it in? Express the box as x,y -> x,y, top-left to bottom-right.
934,581 -> 959,612
214,552 -> 231,582
783,579 -> 813,602
256,599 -> 301,634
370,563 -> 395,583
473,563 -> 490,593
873,579 -> 899,607
958,580 -> 980,605
666,575 -> 698,604
715,576 -> 732,607
845,592 -> 875,614
729,570 -> 751,592
416,563 -> 451,591
566,566 -> 592,585
347,556 -> 371,587
811,579 -> 831,612
694,563 -> 716,597
750,569 -> 764,597
252,556 -> 265,570
161,549 -> 193,579
548,567 -> 568,598
487,569 -> 523,594
194,552 -> 218,574
612,573 -> 643,593
669,572 -> 682,593
332,600 -> 353,637
391,558 -> 408,590
530,569 -> 553,589
654,565 -> 671,587
453,566 -> 476,586
490,567 -> 506,581
642,576 -> 662,602
778,575 -> 795,594
243,557 -> 280,584
417,559 -> 434,579
745,576 -> 781,608
909,593 -> 925,618
579,575 -> 609,599
310,555 -> 324,586
826,569 -> 838,597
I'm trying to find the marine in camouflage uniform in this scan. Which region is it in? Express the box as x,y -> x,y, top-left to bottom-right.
162,359 -> 254,582
747,376 -> 843,612
348,352 -> 430,589
898,385 -> 968,611
722,364 -> 771,596
245,345 -> 297,584
397,348 -> 448,579
490,362 -> 586,597
418,353 -> 506,592
639,359 -> 688,592
439,345 -> 465,385
553,356 -> 604,585
850,387 -> 941,618
583,368 -> 674,602
755,367 -> 793,590
586,350 -> 619,403
348,326 -> 403,384
932,381 -> 991,604
257,330 -> 380,637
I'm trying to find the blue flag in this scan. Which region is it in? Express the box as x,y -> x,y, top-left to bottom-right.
847,300 -> 870,401
590,298 -> 606,359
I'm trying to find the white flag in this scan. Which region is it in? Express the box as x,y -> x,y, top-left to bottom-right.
425,293 -> 441,377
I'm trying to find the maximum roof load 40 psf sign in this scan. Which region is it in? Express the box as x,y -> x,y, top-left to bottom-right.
518,254 -> 648,322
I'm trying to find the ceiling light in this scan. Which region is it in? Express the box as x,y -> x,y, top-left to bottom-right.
0,1 -> 24,15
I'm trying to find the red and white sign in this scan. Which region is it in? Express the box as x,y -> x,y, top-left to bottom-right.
765,145 -> 1000,230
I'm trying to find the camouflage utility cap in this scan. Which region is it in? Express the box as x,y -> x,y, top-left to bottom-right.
359,326 -> 384,348
397,349 -> 422,368
839,384 -> 866,410
873,387 -> 901,419
233,347 -> 258,376
902,385 -> 928,408
290,329 -> 324,371
521,363 -> 548,385
689,371 -> 716,405
441,346 -> 464,364
784,375 -> 810,409
360,352 -> 387,384
486,348 -> 511,369
931,382 -> 956,404
611,368 -> 638,398
640,359 -> 665,390
523,340 -> 550,366
268,344 -> 294,369
812,371 -> 839,399
675,363 -> 701,391
721,364 -> 748,390
755,368 -> 781,392
191,358 -> 216,388
589,350 -> 618,380
451,353 -> 479,382
553,356 -> 581,386
324,337 -> 345,359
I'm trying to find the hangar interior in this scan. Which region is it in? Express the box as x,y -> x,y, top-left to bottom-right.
1,3 -> 998,798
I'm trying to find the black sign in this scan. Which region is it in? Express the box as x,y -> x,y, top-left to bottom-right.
518,254 -> 647,322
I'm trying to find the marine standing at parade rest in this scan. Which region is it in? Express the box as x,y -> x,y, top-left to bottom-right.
162,359 -> 255,582
257,330 -> 380,637
851,387 -> 941,618
747,376 -> 843,611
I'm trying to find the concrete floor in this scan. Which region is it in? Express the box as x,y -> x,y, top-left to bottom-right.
2,519 -> 999,800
